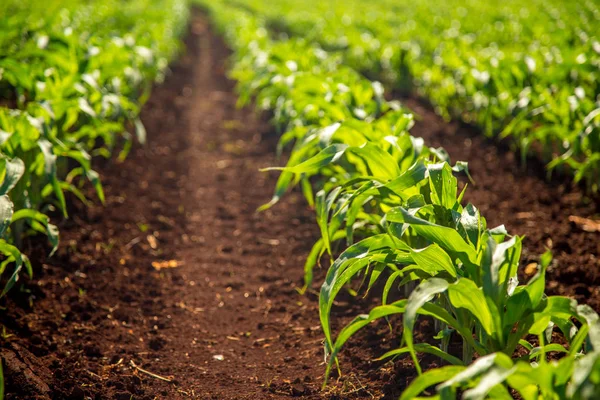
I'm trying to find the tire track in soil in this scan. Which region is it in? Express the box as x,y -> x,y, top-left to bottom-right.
403,98 -> 600,309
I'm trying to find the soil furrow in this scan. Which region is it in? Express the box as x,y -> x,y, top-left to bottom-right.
1,13 -> 387,400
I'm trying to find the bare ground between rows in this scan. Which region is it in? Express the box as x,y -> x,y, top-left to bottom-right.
0,12 -> 415,400
1,9 -> 599,400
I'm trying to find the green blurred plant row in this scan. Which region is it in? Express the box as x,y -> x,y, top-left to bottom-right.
197,0 -> 600,398
217,0 -> 600,191
0,0 -> 188,297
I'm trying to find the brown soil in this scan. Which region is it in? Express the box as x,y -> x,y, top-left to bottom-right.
0,13 -> 405,400
1,10 -> 598,400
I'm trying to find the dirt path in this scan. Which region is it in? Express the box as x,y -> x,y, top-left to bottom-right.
1,13 -> 391,400
146,16 -> 328,399
2,11 -> 599,400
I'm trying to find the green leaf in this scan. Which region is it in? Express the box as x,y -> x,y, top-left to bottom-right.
400,365 -> 466,400
262,143 -> 349,174
0,157 -> 25,196
134,117 -> 147,144
11,209 -> 59,255
464,369 -> 515,400
528,343 -> 567,359
386,207 -> 478,268
504,258 -> 547,329
38,139 -> 57,176
300,230 -> 346,293
504,362 -> 540,400
404,278 -> 449,374
568,351 -> 600,398
349,143 -> 401,180
0,356 -> 4,400
0,241 -> 24,297
383,161 -> 427,195
482,235 -> 521,310
324,300 -> 408,385
0,195 -> 14,237
460,204 -> 482,247
38,140 -> 67,217
427,162 -> 457,209
315,187 -> 342,256
257,170 -> 293,211
376,343 -> 463,366
448,279 -> 495,337
576,305 -> 600,350
438,353 -> 513,396
86,170 -> 105,204
51,174 -> 68,218
410,244 -> 458,278
319,234 -> 402,347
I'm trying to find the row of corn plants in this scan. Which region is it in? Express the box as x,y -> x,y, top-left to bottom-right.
211,0 -> 600,192
0,0 -> 188,297
198,0 -> 600,397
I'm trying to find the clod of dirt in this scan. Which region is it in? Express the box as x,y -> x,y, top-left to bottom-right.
115,391 -> 135,400
68,387 -> 86,400
291,381 -> 309,396
148,336 -> 167,351
1,344 -> 52,399
83,344 -> 102,358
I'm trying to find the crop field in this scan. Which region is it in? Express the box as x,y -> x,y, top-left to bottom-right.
0,0 -> 599,399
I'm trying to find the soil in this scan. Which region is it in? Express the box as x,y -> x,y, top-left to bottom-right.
0,10 -> 598,400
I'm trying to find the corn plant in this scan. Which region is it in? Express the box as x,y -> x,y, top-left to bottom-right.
0,0 -> 188,297
196,0 -> 600,398
217,0 -> 600,192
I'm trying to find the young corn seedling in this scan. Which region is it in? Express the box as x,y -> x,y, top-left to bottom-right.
196,2 -> 600,398
0,0 -> 188,298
